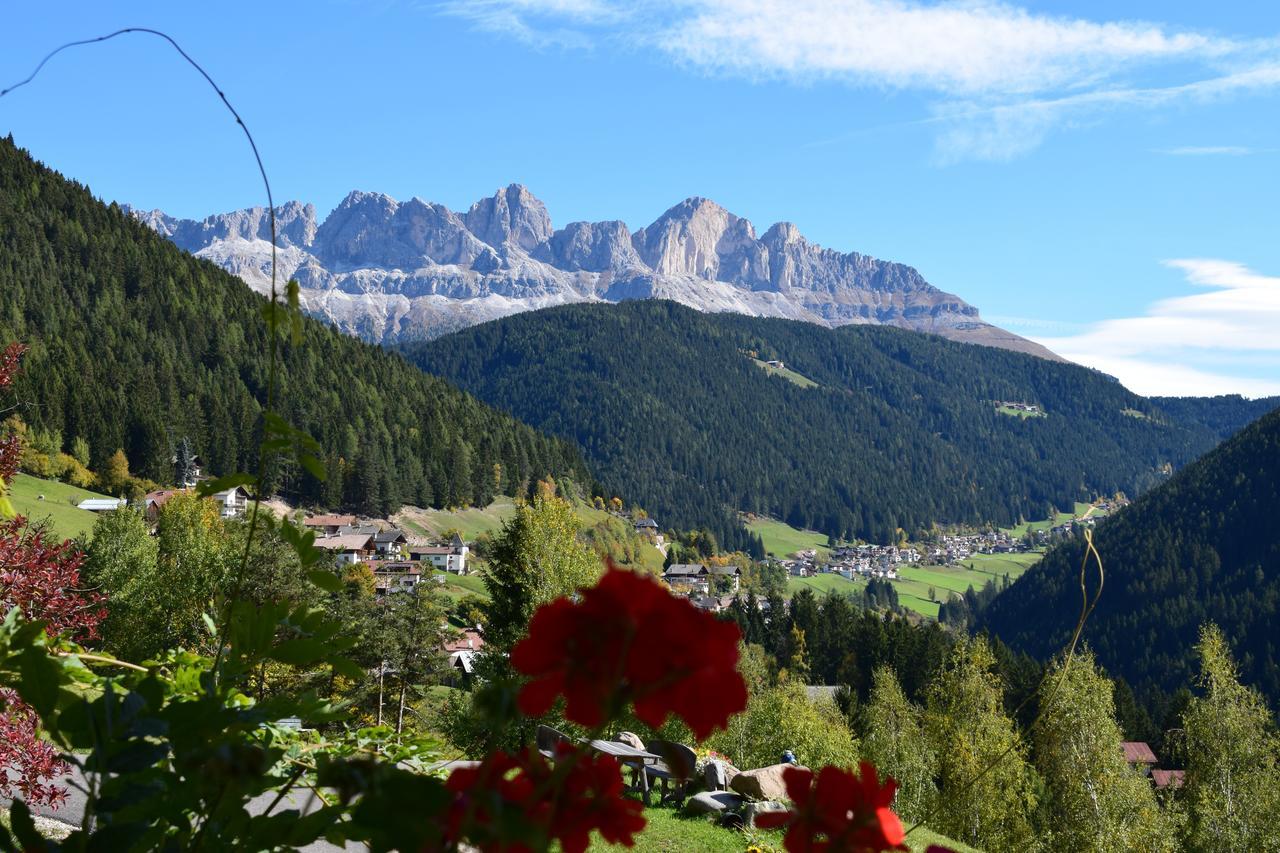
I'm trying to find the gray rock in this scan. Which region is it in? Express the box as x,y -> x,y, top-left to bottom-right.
685,791 -> 744,815
743,800 -> 789,828
703,759 -> 739,791
730,764 -> 802,802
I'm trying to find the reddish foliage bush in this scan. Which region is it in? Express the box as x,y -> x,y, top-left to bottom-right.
0,688 -> 70,808
0,518 -> 106,641
0,340 -> 100,809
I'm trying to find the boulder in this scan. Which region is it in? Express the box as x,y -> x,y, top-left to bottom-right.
685,791 -> 744,816
743,800 -> 789,828
615,731 -> 645,751
704,759 -> 739,791
730,764 -> 804,802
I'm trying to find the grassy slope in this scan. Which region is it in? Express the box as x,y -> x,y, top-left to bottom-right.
995,405 -> 1046,419
396,498 -> 518,541
762,505 -> 1059,618
1000,502 -> 1090,538
590,803 -> 977,852
7,473 -> 111,540
746,516 -> 831,559
750,357 -> 819,389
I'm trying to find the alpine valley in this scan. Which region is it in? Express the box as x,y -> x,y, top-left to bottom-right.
126,184 -> 1060,359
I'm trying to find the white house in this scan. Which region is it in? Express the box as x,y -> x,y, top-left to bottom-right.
411,533 -> 469,574
210,486 -> 251,519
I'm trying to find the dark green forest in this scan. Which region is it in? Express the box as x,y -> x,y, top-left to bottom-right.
405,300 -> 1236,545
0,136 -> 586,514
1150,394 -> 1280,441
979,406 -> 1280,709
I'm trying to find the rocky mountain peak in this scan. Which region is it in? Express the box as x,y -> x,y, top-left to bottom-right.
632,197 -> 763,282
463,183 -> 553,253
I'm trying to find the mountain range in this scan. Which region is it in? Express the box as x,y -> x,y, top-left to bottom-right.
126,185 -> 1059,359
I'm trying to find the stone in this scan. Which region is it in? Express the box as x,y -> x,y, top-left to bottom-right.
703,759 -> 739,791
743,800 -> 789,828
685,791 -> 743,816
730,764 -> 803,802
615,731 -> 645,751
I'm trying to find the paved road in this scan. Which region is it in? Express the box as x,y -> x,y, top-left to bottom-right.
4,767 -> 359,850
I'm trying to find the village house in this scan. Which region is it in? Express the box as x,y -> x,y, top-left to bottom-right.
662,563 -> 741,595
1151,769 -> 1184,790
210,486 -> 251,519
367,560 -> 423,596
1121,741 -> 1158,773
372,527 -> 408,559
444,626 -> 485,679
302,514 -> 357,536
410,533 -> 469,574
315,532 -> 376,565
143,489 -> 184,523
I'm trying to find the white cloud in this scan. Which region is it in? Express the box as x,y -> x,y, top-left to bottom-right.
440,0 -> 1280,160
1032,260 -> 1280,397
653,0 -> 1232,96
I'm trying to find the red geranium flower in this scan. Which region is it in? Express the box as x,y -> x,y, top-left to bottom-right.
755,763 -> 910,853
445,745 -> 645,853
510,564 -> 747,739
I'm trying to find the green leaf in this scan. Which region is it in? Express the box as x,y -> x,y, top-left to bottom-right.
269,638 -> 330,666
5,801 -> 43,850
306,570 -> 343,594
299,452 -> 326,481
329,656 -> 365,681
202,612 -> 218,637
18,647 -> 61,716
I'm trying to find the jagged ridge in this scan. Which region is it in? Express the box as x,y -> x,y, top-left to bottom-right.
127,186 -> 1060,360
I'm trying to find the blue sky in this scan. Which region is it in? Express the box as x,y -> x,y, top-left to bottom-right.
2,1 -> 1278,396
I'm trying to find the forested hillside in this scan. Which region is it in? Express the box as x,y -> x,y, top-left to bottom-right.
1150,394 -> 1280,441
979,407 -> 1280,707
0,137 -> 586,514
406,300 -> 1226,545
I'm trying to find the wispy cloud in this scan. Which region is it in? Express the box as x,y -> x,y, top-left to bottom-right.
439,0 -> 1280,160
1157,145 -> 1254,156
931,60 -> 1280,162
1032,260 -> 1280,397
